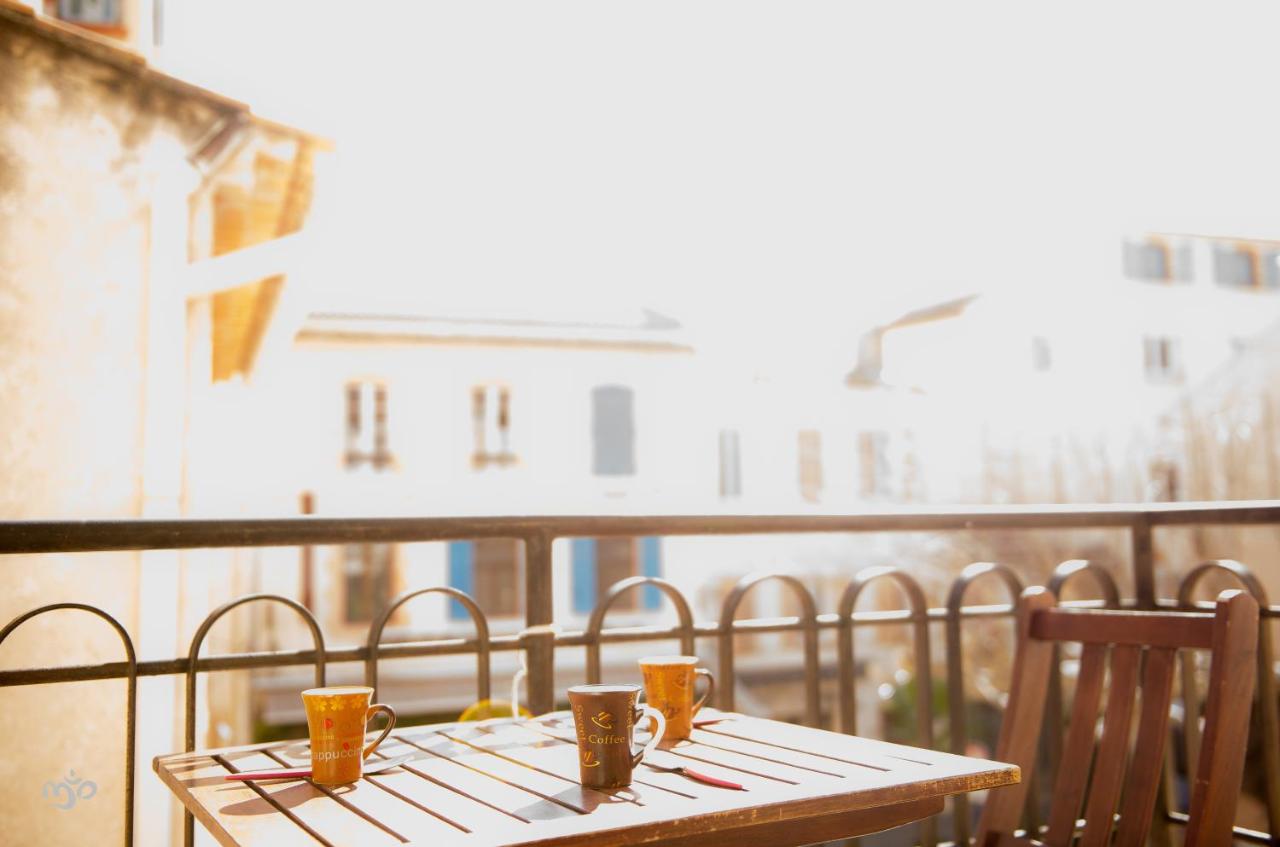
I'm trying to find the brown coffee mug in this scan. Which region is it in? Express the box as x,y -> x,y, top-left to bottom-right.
567,683 -> 666,789
639,655 -> 715,741
301,686 -> 396,785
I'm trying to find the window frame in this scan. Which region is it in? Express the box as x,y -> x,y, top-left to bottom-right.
591,385 -> 637,477
1123,237 -> 1172,282
1142,336 -> 1185,384
857,430 -> 892,499
1212,243 -> 1258,289
341,542 -> 396,625
471,384 -> 517,469
344,379 -> 393,470
1030,336 -> 1052,373
718,429 -> 743,498
797,429 -> 823,503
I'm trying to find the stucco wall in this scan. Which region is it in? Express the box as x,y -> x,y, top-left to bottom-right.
0,18 -> 224,845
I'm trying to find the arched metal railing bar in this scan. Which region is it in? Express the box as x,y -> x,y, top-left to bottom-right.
184,594 -> 324,847
1177,560 -> 1279,840
365,586 -> 490,705
718,572 -> 821,727
837,566 -> 933,739
0,603 -> 137,847
838,566 -> 936,847
945,562 -> 1024,846
585,577 -> 695,684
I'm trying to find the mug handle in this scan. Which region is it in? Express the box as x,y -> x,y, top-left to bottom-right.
362,704 -> 397,759
631,705 -> 666,768
691,668 -> 715,717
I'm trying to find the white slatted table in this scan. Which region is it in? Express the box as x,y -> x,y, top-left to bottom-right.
154,711 -> 1017,847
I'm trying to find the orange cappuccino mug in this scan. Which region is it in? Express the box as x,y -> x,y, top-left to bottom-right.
301,686 -> 396,785
639,655 -> 714,741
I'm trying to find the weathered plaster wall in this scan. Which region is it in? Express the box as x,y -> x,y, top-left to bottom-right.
0,18 -> 225,845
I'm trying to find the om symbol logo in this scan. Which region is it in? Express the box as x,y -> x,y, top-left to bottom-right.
43,770 -> 97,811
590,711 -> 614,730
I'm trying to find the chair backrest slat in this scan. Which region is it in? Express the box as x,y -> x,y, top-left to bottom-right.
976,588 -> 1057,847
1043,641 -> 1108,847
1184,590 -> 1259,846
1032,608 -> 1215,649
1078,644 -> 1141,847
1114,646 -> 1177,847
978,586 -> 1258,847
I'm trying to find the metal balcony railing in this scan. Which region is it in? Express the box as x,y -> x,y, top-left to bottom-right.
2,503 -> 1278,847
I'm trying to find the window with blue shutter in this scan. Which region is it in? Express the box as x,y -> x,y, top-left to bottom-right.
591,386 -> 635,476
447,541 -> 475,620
571,537 -> 662,613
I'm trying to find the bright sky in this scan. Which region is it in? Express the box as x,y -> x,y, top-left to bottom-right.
160,1 -> 1280,371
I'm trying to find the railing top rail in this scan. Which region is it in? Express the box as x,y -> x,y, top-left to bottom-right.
3,501 -> 1280,554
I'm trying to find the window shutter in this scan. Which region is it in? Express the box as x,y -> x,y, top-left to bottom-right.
591,386 -> 636,476
1214,245 -> 1256,288
571,538 -> 597,614
447,541 -> 475,620
719,430 -> 742,497
640,537 -> 662,610
1123,240 -> 1169,281
373,385 -> 389,466
798,430 -> 823,502
1031,337 -> 1051,372
1264,251 -> 1280,290
346,384 -> 361,442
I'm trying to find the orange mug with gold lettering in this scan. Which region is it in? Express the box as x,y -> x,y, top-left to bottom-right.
302,686 -> 397,785
567,684 -> 666,789
639,655 -> 715,741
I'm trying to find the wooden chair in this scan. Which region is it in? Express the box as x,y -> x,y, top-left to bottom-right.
976,586 -> 1259,847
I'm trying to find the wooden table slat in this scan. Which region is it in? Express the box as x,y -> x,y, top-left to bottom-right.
255,748 -> 465,842
684,728 -> 861,778
154,754 -> 323,847
698,717 -> 973,773
469,723 -> 701,803
363,755 -> 535,838
221,750 -> 405,846
383,735 -> 582,823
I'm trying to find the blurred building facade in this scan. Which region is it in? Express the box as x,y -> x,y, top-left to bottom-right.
224,232 -> 1280,739
239,305 -> 871,727
843,233 -> 1280,501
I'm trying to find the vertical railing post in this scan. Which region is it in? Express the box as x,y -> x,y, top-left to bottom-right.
1131,515 -> 1156,610
523,530 -> 556,715
299,491 -> 315,610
